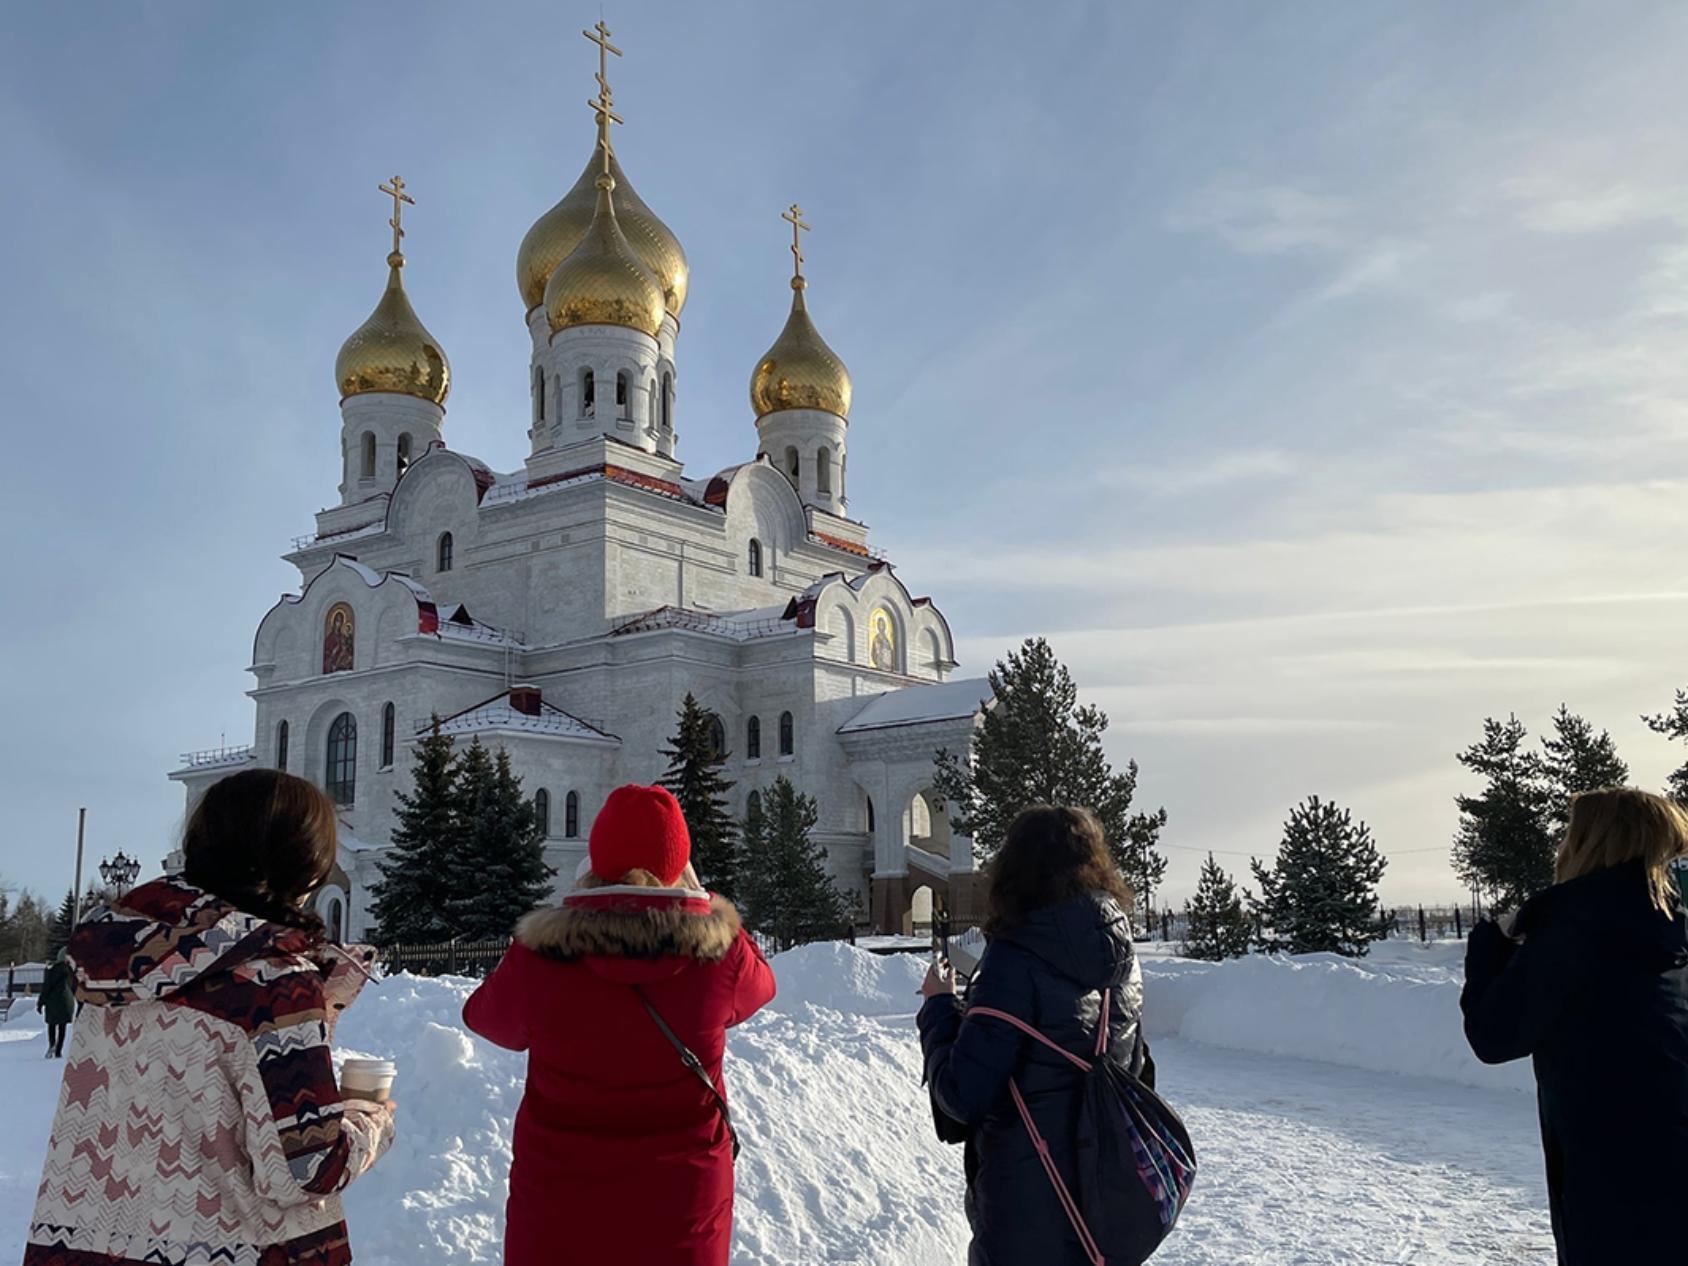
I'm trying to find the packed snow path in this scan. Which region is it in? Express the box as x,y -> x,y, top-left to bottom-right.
2,944 -> 1552,1264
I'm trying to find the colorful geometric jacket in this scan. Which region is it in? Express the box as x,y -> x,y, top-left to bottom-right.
23,877 -> 393,1266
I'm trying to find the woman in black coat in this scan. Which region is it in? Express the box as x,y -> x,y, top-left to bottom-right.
918,805 -> 1147,1266
1462,787 -> 1688,1266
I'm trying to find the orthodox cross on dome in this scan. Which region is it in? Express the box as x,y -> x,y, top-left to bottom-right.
583,21 -> 624,178
782,203 -> 810,279
379,174 -> 414,262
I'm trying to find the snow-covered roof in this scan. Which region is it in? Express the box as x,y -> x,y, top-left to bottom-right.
609,604 -> 800,641
424,692 -> 618,745
838,679 -> 990,733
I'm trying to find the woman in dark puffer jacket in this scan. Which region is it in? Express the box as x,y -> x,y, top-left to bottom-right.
917,805 -> 1147,1266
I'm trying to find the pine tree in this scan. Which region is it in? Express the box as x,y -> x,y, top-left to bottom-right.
46,889 -> 78,957
660,694 -> 739,898
1181,853 -> 1254,961
1541,704 -> 1629,831
933,637 -> 1167,911
1251,796 -> 1387,957
2,889 -> 52,965
448,742 -> 554,940
737,777 -> 851,951
368,720 -> 462,943
1452,715 -> 1555,910
1643,688 -> 1688,803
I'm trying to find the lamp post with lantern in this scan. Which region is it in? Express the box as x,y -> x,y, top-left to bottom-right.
99,851 -> 141,900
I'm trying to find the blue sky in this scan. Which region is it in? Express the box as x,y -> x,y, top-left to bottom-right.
5,2 -> 1688,912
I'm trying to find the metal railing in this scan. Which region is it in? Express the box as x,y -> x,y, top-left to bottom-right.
178,744 -> 256,769
379,938 -> 511,978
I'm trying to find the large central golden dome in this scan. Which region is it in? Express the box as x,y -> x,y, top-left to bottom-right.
750,277 -> 852,419
543,174 -> 668,338
335,253 -> 451,405
517,148 -> 688,319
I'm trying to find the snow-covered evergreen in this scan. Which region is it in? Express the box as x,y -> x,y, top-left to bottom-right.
368,723 -> 461,943
738,777 -> 851,950
660,693 -> 739,898
1252,796 -> 1386,957
1182,853 -> 1254,961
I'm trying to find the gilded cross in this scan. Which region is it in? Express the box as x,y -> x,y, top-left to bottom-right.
582,20 -> 622,100
782,203 -> 810,278
379,175 -> 414,257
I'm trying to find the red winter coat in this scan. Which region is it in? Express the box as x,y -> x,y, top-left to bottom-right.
463,880 -> 776,1266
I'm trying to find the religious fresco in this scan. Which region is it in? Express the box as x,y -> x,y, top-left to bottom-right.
323,603 -> 355,674
869,607 -> 897,673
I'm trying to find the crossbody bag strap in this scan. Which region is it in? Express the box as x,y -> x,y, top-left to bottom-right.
631,985 -> 741,1160
968,996 -> 1106,1266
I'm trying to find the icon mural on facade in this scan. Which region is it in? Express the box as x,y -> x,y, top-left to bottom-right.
323,603 -> 355,674
869,607 -> 897,673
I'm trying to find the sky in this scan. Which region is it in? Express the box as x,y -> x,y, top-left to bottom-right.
5,2 -> 1688,912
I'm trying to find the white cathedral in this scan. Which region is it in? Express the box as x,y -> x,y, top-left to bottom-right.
169,30 -> 989,941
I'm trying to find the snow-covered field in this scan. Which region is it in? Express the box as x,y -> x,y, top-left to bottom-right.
1,941 -> 1552,1264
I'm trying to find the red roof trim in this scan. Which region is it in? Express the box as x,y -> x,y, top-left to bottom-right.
812,531 -> 873,558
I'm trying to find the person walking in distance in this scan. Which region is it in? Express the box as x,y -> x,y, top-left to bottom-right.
918,805 -> 1154,1265
37,948 -> 75,1058
1463,788 -> 1688,1266
22,769 -> 395,1266
464,784 -> 776,1266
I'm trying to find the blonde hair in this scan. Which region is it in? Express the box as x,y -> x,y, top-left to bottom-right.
1556,788 -> 1688,915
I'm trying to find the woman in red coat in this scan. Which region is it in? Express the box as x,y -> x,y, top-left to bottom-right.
464,784 -> 777,1266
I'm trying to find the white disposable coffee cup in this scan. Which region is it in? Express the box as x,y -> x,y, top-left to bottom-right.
340,1058 -> 397,1103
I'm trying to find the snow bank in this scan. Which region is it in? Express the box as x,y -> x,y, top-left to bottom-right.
1140,942 -> 1533,1093
2,939 -> 1537,1265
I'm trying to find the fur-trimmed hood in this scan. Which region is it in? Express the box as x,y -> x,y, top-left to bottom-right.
516,869 -> 742,967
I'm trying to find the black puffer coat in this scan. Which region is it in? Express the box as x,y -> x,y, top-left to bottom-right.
918,893 -> 1145,1266
1462,860 -> 1688,1266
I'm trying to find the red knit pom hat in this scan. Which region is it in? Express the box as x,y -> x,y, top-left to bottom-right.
589,784 -> 692,887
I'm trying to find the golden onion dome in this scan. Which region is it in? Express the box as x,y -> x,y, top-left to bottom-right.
543,174 -> 668,338
750,277 -> 852,419
335,253 -> 451,405
517,148 -> 689,319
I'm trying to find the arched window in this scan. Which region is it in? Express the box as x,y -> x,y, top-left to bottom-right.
579,368 -> 595,417
326,896 -> 344,944
396,433 -> 412,476
437,531 -> 454,572
380,702 -> 395,768
748,539 -> 763,578
534,788 -> 551,837
833,608 -> 856,663
565,790 -> 580,838
360,432 -> 376,479
817,447 -> 833,494
746,716 -> 761,759
779,711 -> 795,757
748,790 -> 763,822
648,379 -> 657,429
326,712 -> 357,806
785,446 -> 800,485
616,370 -> 630,420
534,364 -> 546,422
661,372 -> 673,431
866,795 -> 876,834
707,713 -> 727,761
276,720 -> 289,772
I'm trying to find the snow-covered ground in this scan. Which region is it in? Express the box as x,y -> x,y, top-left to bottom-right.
1,941 -> 1551,1264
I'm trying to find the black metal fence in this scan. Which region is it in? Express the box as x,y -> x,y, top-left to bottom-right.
379,939 -> 511,978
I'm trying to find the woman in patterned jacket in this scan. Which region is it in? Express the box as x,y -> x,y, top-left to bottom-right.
22,769 -> 396,1266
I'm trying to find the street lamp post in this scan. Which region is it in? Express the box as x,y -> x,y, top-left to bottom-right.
99,851 -> 141,900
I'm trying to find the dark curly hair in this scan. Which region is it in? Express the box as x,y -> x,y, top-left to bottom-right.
984,805 -> 1133,937
182,768 -> 336,934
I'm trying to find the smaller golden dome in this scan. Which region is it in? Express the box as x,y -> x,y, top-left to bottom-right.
543,175 -> 668,338
335,253 -> 451,405
518,148 -> 689,318
750,277 -> 852,419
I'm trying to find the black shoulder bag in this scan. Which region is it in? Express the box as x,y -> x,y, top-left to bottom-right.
632,985 -> 742,1160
